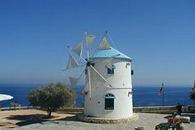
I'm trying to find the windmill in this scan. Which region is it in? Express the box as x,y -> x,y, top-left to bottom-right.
64,31 -> 134,119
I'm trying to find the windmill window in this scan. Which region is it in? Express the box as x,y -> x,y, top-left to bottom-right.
104,93 -> 115,110
126,63 -> 130,68
106,65 -> 116,74
128,92 -> 132,97
131,70 -> 134,75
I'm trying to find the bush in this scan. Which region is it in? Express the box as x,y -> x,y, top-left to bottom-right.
28,82 -> 76,117
155,123 -> 169,130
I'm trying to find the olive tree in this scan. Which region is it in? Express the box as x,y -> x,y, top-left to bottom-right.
28,82 -> 76,117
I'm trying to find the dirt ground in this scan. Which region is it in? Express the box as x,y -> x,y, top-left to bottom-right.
0,109 -> 74,129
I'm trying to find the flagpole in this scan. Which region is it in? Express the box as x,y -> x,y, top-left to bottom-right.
193,80 -> 195,92
162,83 -> 164,106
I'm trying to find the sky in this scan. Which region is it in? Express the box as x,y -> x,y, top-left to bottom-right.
0,0 -> 195,86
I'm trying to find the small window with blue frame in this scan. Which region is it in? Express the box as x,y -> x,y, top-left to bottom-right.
106,64 -> 116,74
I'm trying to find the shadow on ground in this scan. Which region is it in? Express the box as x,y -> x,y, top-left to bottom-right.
6,114 -> 60,126
0,122 -> 15,128
164,114 -> 173,119
57,115 -> 81,122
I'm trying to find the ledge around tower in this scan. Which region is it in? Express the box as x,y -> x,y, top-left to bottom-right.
77,113 -> 139,124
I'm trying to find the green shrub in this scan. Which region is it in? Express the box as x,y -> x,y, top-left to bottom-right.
28,82 -> 76,117
155,123 -> 169,130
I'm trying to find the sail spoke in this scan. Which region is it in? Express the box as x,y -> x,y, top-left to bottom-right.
87,67 -> 92,98
90,65 -> 112,87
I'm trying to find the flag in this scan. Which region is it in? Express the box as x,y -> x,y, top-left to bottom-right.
192,81 -> 195,92
80,89 -> 84,95
158,87 -> 164,96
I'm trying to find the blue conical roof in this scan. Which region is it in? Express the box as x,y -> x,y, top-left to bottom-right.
92,47 -> 132,61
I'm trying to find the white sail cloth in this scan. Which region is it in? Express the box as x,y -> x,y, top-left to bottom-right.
97,36 -> 111,50
0,94 -> 13,101
85,32 -> 96,50
65,55 -> 79,70
71,42 -> 83,57
69,77 -> 79,87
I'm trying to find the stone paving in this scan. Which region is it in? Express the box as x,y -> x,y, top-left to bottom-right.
3,112 -> 195,130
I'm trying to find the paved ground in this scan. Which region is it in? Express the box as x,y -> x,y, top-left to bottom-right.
0,110 -> 195,130
0,110 -> 74,129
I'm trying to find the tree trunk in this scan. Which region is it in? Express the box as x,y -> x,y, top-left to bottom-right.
48,111 -> 52,117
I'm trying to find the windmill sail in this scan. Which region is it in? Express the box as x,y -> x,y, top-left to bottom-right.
65,55 -> 79,70
97,36 -> 111,50
85,32 -> 96,50
69,77 -> 79,87
72,42 -> 83,57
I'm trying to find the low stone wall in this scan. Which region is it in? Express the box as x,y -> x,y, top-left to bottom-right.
77,113 -> 139,124
57,107 -> 84,114
134,106 -> 176,111
133,106 -> 177,114
188,106 -> 195,112
57,106 -> 195,114
0,106 -> 34,111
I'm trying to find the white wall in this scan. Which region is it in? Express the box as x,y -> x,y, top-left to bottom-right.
84,59 -> 133,118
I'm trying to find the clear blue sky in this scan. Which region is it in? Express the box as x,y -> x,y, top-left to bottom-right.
0,0 -> 195,86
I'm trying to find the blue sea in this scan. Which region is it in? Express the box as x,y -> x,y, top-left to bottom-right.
0,83 -> 194,108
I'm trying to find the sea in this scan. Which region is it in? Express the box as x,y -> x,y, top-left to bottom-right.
0,83 -> 194,108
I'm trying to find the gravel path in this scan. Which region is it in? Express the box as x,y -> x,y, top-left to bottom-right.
5,113 -> 195,130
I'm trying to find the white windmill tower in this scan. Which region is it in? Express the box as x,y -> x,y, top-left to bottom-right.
64,31 -> 134,120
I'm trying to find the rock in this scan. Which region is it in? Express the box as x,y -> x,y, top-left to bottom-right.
135,127 -> 144,130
